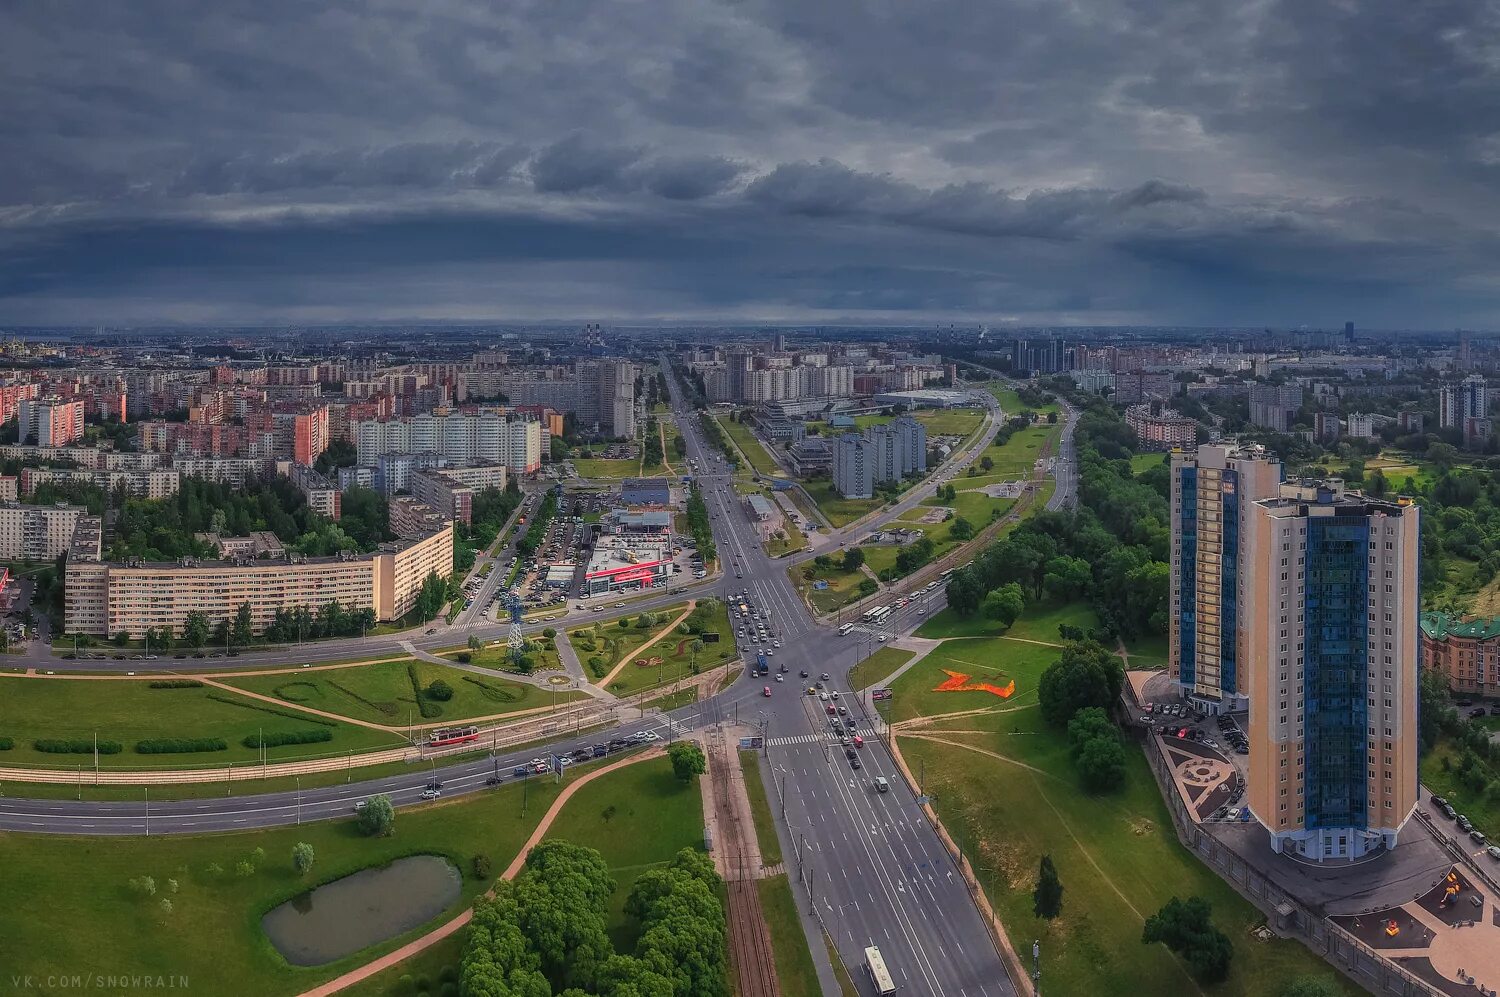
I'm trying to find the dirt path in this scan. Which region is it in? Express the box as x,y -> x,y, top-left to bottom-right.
299,747 -> 662,997
595,600 -> 697,690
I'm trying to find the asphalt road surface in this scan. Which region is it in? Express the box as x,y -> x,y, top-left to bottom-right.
4,361 -> 1075,996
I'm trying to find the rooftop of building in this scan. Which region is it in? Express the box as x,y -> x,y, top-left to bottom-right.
1421,611 -> 1500,642
1258,478 -> 1415,517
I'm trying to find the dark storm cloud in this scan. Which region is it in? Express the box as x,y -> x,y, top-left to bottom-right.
1,0 -> 1499,325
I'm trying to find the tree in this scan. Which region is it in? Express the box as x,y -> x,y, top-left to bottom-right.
945,569 -> 984,617
357,794 -> 395,837
1280,975 -> 1343,997
1074,732 -> 1127,792
980,455 -> 994,472
182,611 -> 210,650
981,583 -> 1026,629
841,547 -> 865,572
112,630 -> 131,647
232,602 -> 254,647
468,634 -> 483,653
1042,555 -> 1092,602
1038,640 -> 1125,726
1141,896 -> 1234,983
1033,854 -> 1063,919
426,678 -> 454,701
949,517 -> 974,542
292,842 -> 315,875
690,638 -> 704,672
668,741 -> 707,782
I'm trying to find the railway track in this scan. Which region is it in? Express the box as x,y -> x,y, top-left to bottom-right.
710,734 -> 781,997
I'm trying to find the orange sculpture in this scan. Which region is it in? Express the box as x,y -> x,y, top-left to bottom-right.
933,669 -> 1016,698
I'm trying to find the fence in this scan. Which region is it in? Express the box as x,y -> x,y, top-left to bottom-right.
1141,735 -> 1442,997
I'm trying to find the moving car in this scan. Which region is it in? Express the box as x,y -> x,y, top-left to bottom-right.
763,686 -> 772,697
419,789 -> 441,800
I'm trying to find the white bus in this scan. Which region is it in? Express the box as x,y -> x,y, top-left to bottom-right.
867,605 -> 893,626
838,622 -> 855,636
864,946 -> 896,995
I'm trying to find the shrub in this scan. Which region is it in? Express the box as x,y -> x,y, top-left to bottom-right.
127,875 -> 157,898
473,854 -> 492,879
0,736 -> 12,750
147,679 -> 203,689
455,652 -> 472,664
587,656 -> 606,678
241,729 -> 333,749
135,737 -> 228,754
407,664 -> 442,718
426,678 -> 454,702
36,738 -> 122,754
439,965 -> 459,984
542,627 -> 556,638
270,681 -> 317,702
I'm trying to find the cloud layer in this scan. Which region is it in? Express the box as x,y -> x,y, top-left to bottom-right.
2,0 -> 1498,326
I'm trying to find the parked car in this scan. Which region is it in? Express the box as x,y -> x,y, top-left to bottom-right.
419,789 -> 441,800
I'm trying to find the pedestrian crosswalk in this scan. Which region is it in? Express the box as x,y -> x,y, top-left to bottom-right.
766,726 -> 887,747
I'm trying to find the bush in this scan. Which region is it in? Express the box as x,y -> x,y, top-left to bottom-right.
426,678 -> 454,702
473,854 -> 493,880
147,679 -> 203,689
455,652 -> 472,664
241,729 -> 333,749
439,965 -> 459,984
36,738 -> 122,754
135,737 -> 228,754
0,736 -> 12,750
542,627 -> 556,638
127,875 -> 157,898
407,663 -> 442,718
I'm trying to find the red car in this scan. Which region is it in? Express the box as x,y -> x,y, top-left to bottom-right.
826,704 -> 836,715
763,686 -> 772,697
852,735 -> 864,748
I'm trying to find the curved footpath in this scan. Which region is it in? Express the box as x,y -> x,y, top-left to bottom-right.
298,745 -> 663,997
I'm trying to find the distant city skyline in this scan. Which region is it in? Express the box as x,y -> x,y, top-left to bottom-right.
3,3 -> 1499,327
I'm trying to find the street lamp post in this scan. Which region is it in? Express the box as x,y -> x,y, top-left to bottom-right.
295,776 -> 302,825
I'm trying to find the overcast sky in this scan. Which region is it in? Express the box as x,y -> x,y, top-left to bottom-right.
3,0 -> 1499,328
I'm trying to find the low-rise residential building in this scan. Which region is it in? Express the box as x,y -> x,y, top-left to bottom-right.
1125,404 -> 1198,451
1421,612 -> 1500,697
21,466 -> 180,500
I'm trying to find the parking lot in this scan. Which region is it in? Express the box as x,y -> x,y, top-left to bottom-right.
1136,700 -> 1251,823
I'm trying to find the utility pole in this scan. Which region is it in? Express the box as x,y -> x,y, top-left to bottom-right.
144,786 -> 150,837
296,776 -> 302,825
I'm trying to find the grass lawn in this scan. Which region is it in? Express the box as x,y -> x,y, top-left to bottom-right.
716,414 -> 780,476
1131,452 -> 1169,476
900,710 -> 1363,997
0,767 -> 578,996
884,637 -> 1059,722
765,514 -> 809,557
847,646 -> 915,691
573,457 -> 640,480
912,407 -> 986,438
1124,631 -> 1171,668
453,639 -> 563,675
640,685 -> 700,712
917,599 -> 1096,643
542,754 -> 706,948
601,602 -> 736,697
759,875 -> 820,997
570,601 -> 692,672
791,562 -> 873,614
933,488 -> 1016,527
224,659 -> 566,727
803,479 -> 882,528
0,676 -> 409,769
339,932 -> 465,997
738,749 -> 782,865
6,748 -> 492,802
985,382 -> 1061,416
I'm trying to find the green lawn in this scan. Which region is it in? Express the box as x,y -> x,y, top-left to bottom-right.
918,599 -> 1097,643
1124,631 -> 1171,668
738,749 -> 782,865
912,407 -> 986,438
224,659 -> 566,727
542,755 -> 706,948
1130,452 -> 1169,475
716,415 -> 780,475
640,685 -> 700,712
0,766 -> 575,996
1422,737 -> 1500,841
0,676 -> 409,769
791,562 -> 873,614
603,602 -> 736,697
451,639 -> 563,675
759,875 -> 820,997
985,382 -> 1061,416
339,932 -> 465,997
884,637 -> 1059,722
573,457 -> 641,480
802,479 -> 882,528
570,602 -> 693,674
900,709 -> 1363,997
847,646 -> 915,691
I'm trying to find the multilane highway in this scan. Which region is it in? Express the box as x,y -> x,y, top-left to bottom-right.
2,360 -> 1077,996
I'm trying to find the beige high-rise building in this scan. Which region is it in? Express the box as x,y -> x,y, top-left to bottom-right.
1242,480 -> 1419,862
1168,443 -> 1281,712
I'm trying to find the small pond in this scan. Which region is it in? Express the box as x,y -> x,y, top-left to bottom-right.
262,854 -> 462,966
